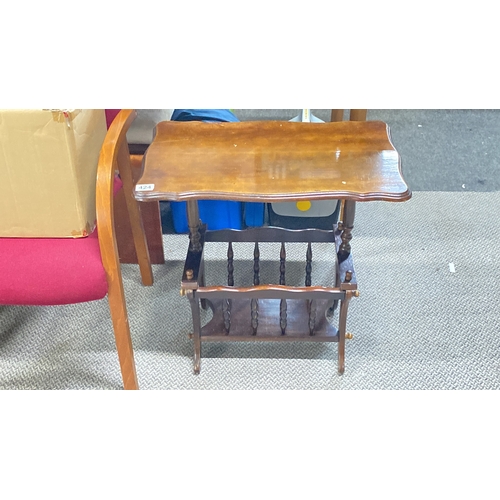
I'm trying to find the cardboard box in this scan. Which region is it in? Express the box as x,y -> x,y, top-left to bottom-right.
0,109 -> 107,237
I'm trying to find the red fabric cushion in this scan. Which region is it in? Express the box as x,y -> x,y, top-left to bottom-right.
114,175 -> 123,195
105,109 -> 121,129
0,229 -> 108,306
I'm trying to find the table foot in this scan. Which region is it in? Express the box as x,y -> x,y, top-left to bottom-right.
193,358 -> 201,375
337,292 -> 352,376
187,290 -> 202,375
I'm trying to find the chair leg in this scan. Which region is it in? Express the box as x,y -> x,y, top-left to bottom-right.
117,142 -> 154,286
107,278 -> 139,390
331,109 -> 344,122
349,109 -> 367,121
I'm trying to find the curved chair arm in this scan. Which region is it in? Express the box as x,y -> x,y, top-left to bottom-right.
96,109 -> 154,390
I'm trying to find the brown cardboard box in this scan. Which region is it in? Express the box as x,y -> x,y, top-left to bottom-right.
0,109 -> 107,237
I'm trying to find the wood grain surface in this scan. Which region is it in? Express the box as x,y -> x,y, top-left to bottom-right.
136,120 -> 411,203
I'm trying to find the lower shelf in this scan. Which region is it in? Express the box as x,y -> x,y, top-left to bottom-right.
200,298 -> 339,342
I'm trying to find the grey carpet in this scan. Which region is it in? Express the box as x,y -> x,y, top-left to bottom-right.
1,191 -> 499,390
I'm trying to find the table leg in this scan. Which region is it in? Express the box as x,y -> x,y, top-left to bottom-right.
187,290 -> 202,374
337,291 -> 354,375
186,200 -> 203,373
338,200 -> 356,264
187,200 -> 202,253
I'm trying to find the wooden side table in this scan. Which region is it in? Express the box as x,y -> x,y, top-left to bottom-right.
135,120 -> 411,374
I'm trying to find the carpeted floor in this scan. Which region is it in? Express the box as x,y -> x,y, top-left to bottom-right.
2,191 -> 499,389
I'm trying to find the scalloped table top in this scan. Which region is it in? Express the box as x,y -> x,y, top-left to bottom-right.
135,120 -> 411,203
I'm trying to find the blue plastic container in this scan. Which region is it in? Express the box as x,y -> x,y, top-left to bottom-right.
171,200 -> 243,233
244,202 -> 266,227
171,109 -> 239,123
169,109 -> 265,232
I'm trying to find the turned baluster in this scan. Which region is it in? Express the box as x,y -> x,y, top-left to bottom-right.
222,242 -> 234,333
338,200 -> 356,264
305,242 -> 316,335
305,242 -> 312,287
279,242 -> 287,335
251,242 -> 260,335
253,242 -> 260,286
227,241 -> 234,287
186,200 -> 202,253
280,242 -> 286,285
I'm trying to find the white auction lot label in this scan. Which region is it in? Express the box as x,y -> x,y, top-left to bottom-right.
135,184 -> 155,191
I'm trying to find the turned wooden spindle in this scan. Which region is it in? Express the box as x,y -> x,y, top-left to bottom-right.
280,299 -> 287,335
251,299 -> 259,335
222,300 -> 231,333
279,242 -> 287,335
305,242 -> 312,287
251,242 -> 260,335
279,242 -> 286,285
305,242 -> 316,335
187,200 -> 202,253
253,242 -> 260,286
308,299 -> 317,336
338,200 -> 356,264
223,242 -> 234,333
227,242 -> 234,287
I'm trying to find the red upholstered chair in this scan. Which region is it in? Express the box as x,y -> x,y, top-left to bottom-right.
105,109 -> 121,128
0,109 -> 153,390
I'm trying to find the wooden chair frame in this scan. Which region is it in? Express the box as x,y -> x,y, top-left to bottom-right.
96,109 -> 153,389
